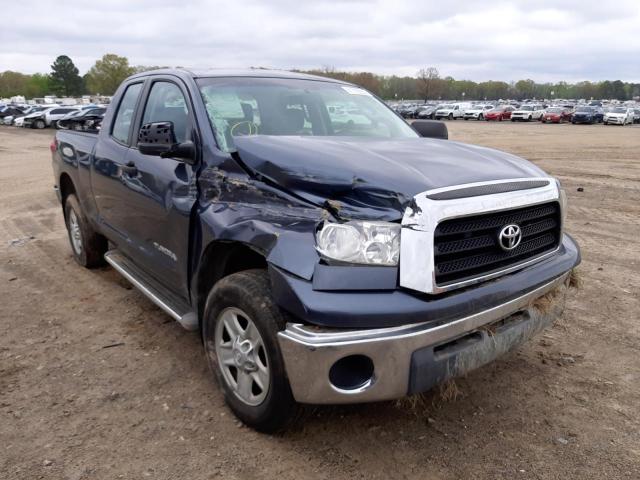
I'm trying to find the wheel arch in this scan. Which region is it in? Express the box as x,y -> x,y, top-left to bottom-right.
59,172 -> 76,207
194,240 -> 268,331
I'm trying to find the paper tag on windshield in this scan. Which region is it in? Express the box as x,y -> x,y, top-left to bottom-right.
342,86 -> 372,96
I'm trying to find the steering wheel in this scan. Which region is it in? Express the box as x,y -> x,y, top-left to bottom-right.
230,121 -> 259,136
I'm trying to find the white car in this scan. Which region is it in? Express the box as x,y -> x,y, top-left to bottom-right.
434,102 -> 472,120
44,106 -> 81,128
463,104 -> 495,120
510,104 -> 545,121
22,107 -> 59,129
603,107 -> 634,125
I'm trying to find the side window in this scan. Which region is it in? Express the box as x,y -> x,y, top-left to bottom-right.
111,83 -> 143,144
141,82 -> 189,143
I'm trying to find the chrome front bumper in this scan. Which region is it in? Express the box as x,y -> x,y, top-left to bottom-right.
278,272 -> 570,404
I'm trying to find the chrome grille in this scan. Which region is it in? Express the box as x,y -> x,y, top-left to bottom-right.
433,202 -> 561,285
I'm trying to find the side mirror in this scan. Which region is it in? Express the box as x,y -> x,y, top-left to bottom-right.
411,120 -> 448,140
137,122 -> 196,162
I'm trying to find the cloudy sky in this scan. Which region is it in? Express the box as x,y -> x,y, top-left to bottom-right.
1,0 -> 639,82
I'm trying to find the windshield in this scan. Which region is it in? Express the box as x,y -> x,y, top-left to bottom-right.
612,107 -> 626,113
438,104 -> 454,109
197,77 -> 417,152
575,107 -> 592,112
519,106 -> 533,111
547,108 -> 563,113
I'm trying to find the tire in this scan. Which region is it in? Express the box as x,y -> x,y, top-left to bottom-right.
35,119 -> 46,129
63,194 -> 108,268
448,113 -> 453,121
464,117 -> 469,121
202,269 -> 300,433
478,114 -> 483,121
511,118 -> 516,122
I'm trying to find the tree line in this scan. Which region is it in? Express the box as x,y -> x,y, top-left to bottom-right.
0,54 -> 163,99
1,55 -> 639,101
300,67 -> 640,101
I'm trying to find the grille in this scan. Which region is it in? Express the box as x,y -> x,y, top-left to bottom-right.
433,202 -> 561,285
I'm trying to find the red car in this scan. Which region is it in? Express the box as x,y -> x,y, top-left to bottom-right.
484,105 -> 514,121
541,107 -> 572,123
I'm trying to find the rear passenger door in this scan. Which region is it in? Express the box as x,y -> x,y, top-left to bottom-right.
91,81 -> 144,240
117,78 -> 198,299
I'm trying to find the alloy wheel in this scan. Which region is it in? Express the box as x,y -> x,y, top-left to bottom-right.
215,307 -> 270,406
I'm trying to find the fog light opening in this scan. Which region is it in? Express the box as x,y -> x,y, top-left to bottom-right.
329,354 -> 375,392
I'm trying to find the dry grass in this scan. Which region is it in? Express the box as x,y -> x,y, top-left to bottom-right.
395,380 -> 462,415
438,379 -> 461,402
569,268 -> 583,289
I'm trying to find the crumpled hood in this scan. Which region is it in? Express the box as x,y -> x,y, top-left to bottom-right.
233,135 -> 546,221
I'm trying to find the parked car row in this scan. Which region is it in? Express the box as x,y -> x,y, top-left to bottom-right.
393,101 -> 640,126
0,103 -> 107,131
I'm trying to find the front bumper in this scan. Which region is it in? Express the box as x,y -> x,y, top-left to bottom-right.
572,116 -> 593,123
605,117 -> 624,124
278,271 -> 570,404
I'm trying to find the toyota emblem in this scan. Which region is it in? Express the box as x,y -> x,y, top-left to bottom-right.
498,224 -> 522,251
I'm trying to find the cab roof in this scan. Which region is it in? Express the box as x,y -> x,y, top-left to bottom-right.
129,67 -> 347,84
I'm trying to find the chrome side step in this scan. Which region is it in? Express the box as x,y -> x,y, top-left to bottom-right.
104,250 -> 199,331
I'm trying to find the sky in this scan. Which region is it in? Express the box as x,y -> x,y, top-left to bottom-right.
1,0 -> 639,83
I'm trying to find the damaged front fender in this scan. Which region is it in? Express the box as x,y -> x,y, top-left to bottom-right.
195,164 -> 326,280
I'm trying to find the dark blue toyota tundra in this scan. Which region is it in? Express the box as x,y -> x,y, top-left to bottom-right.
51,68 -> 580,432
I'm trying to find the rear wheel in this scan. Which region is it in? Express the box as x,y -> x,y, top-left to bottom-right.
203,269 -> 300,433
63,194 -> 108,268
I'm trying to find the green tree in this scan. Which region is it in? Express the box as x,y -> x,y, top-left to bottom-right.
0,71 -> 30,97
49,55 -> 83,96
85,54 -> 136,95
24,73 -> 51,98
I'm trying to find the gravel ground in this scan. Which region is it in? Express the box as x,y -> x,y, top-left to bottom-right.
1,121 -> 639,480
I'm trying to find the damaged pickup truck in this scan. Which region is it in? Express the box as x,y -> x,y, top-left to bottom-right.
52,69 -> 580,432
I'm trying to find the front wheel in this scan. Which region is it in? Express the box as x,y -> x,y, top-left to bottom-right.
35,119 -> 46,129
448,113 -> 453,120
203,269 -> 300,433
478,114 -> 483,121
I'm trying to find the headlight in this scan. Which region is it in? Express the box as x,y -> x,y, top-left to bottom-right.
555,178 -> 567,231
316,221 -> 400,266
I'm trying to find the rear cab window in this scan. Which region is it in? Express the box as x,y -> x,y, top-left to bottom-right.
111,83 -> 143,144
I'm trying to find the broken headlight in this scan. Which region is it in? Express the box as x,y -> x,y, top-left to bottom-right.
316,221 -> 400,266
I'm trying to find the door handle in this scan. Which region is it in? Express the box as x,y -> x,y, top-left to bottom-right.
121,161 -> 138,176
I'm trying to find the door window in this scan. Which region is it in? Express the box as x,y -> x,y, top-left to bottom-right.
141,82 -> 189,143
111,83 -> 143,144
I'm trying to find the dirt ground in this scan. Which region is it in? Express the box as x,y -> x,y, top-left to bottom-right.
1,121 -> 639,480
